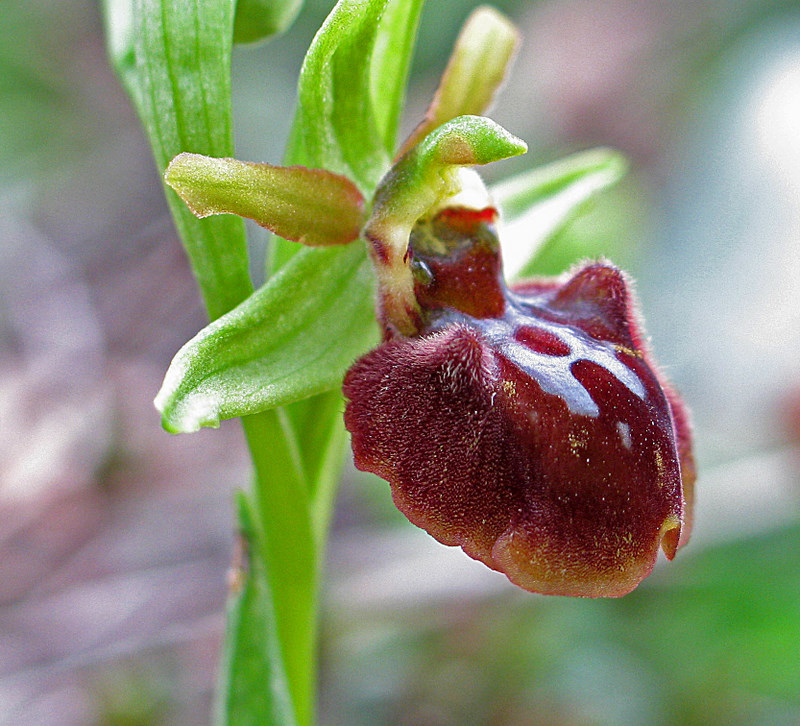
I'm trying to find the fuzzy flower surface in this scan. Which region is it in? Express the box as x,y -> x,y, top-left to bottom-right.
344,202 -> 695,597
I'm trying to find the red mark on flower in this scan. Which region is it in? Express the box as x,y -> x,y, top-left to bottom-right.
513,326 -> 571,356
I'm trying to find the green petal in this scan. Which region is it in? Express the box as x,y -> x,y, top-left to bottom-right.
364,115 -> 526,335
165,153 -> 365,247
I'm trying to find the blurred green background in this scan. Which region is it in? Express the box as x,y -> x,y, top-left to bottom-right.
1,1 -> 799,724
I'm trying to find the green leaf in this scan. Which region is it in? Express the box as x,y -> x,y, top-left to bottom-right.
215,492 -> 299,726
233,0 -> 303,45
490,147 -> 628,279
272,0 -> 425,272
155,242 -> 378,433
102,0 -> 252,320
369,0 -> 426,153
399,5 -> 518,156
288,0 -> 389,190
165,153 -> 365,246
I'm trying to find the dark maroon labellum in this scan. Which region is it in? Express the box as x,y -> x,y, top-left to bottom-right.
344,206 -> 695,597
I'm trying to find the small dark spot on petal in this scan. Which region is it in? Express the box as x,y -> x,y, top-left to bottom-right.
513,325 -> 571,356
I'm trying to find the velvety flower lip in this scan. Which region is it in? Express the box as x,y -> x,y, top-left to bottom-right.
344,205 -> 694,597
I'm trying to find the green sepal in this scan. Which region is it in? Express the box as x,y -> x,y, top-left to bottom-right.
369,115 -> 527,250
364,115 -> 526,335
399,6 -> 518,156
165,153 -> 365,247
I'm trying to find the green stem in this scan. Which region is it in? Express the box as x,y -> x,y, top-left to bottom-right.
103,1 -> 342,723
243,410 -> 318,726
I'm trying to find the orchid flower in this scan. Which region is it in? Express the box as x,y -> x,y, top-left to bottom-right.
159,5 -> 694,598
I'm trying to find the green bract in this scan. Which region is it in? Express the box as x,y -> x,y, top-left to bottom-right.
155,243 -> 376,433
494,148 -> 629,279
